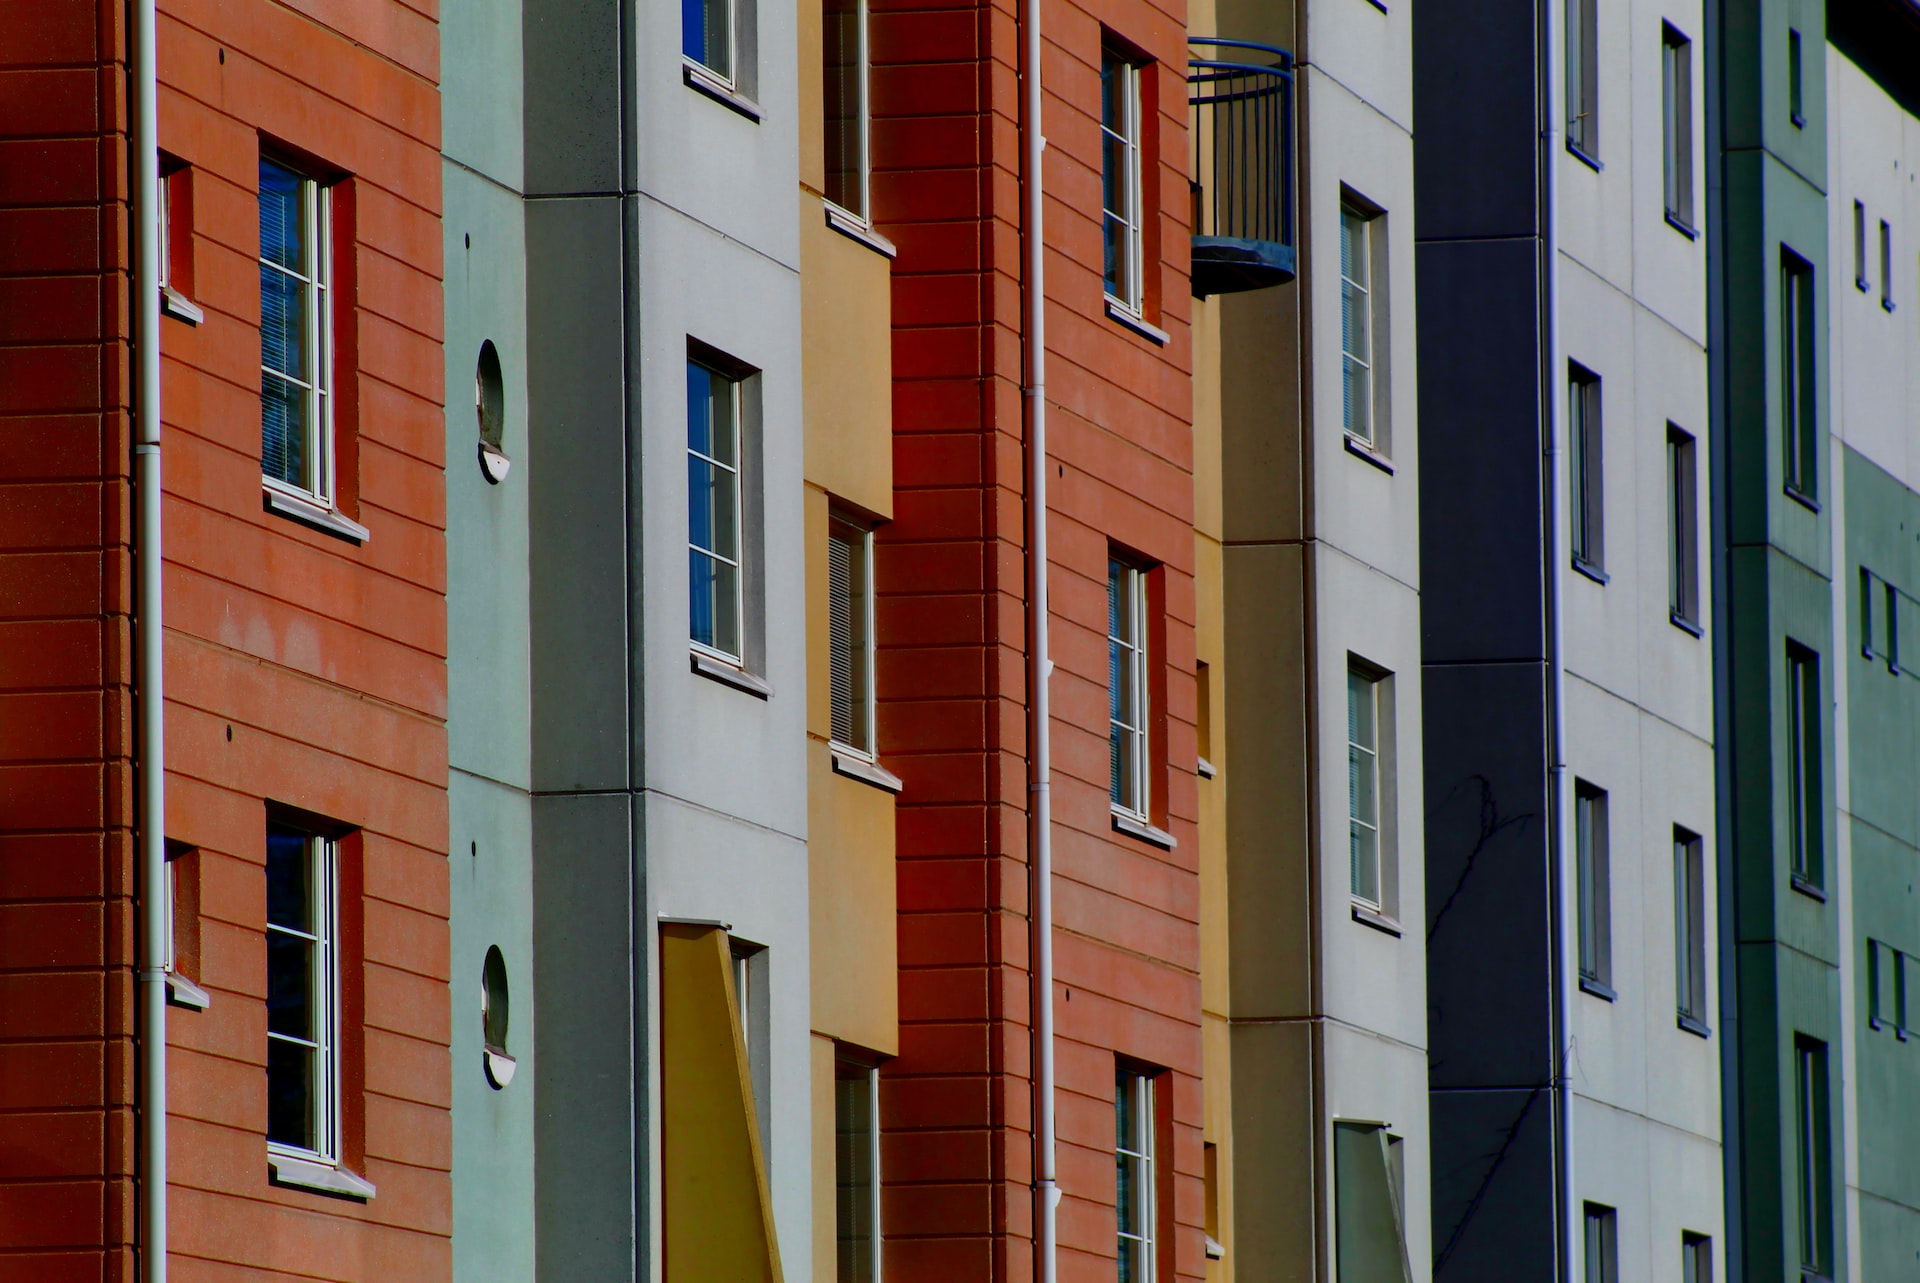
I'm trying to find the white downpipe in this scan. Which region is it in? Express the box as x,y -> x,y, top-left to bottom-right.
1021,0 -> 1057,1271
1542,0 -> 1575,1278
133,0 -> 168,1278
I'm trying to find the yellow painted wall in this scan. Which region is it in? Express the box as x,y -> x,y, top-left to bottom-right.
801,216 -> 895,517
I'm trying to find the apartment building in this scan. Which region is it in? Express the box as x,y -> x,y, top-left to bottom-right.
1414,0 -> 1722,1279
0,0 -> 451,1277
1188,0 -> 1428,1278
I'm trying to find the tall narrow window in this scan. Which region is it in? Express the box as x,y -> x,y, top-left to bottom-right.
1583,1204 -> 1618,1283
1335,1122 -> 1413,1282
1669,426 -> 1699,627
1682,1232 -> 1713,1283
1795,1037 -> 1832,1279
1781,250 -> 1818,499
266,822 -> 340,1162
1674,827 -> 1707,1028
1881,220 -> 1896,311
1109,558 -> 1150,821
1340,203 -> 1384,448
1854,201 -> 1870,291
1786,643 -> 1822,890
1662,25 -> 1694,229
1348,665 -> 1383,908
1101,47 -> 1144,313
1570,364 -> 1604,574
835,1056 -> 882,1283
828,514 -> 876,755
823,0 -> 869,220
689,358 -> 744,662
1566,0 -> 1599,158
684,0 -> 736,82
1868,940 -> 1909,1035
260,158 -> 334,503
1576,781 -> 1612,994
1116,1067 -> 1158,1283
1789,29 -> 1805,127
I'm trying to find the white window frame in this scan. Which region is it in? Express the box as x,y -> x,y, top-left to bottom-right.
822,0 -> 871,224
1787,643 -> 1822,888
828,515 -> 877,758
1575,781 -> 1611,990
259,161 -> 335,507
1569,364 -> 1604,573
1565,0 -> 1599,158
1108,558 -> 1150,823
1347,666 -> 1383,909
1101,48 -> 1144,315
1668,425 -> 1698,626
685,0 -> 739,86
688,359 -> 747,665
265,826 -> 341,1167
1674,827 -> 1707,1026
1115,1067 -> 1157,1283
1339,203 -> 1378,447
1661,24 -> 1694,229
1881,219 -> 1896,312
834,1055 -> 884,1283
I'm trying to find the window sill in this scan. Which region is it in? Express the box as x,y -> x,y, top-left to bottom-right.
1344,434 -> 1394,474
165,973 -> 211,1011
1351,903 -> 1403,938
831,748 -> 903,794
1196,755 -> 1218,780
1566,143 -> 1604,173
1105,298 -> 1170,346
1791,113 -> 1807,130
1784,484 -> 1821,514
683,60 -> 762,120
263,482 -> 370,544
1579,976 -> 1617,1002
690,649 -> 772,699
1571,556 -> 1609,586
1664,212 -> 1699,241
161,286 -> 204,325
1677,1013 -> 1712,1039
268,1152 -> 376,1201
1111,809 -> 1176,849
1884,298 -> 1899,314
1857,277 -> 1872,293
825,204 -> 897,258
1670,611 -> 1704,639
1790,873 -> 1827,903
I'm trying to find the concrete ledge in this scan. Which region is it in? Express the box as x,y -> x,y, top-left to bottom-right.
268,1152 -> 376,1201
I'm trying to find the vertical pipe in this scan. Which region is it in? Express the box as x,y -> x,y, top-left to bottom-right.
132,0 -> 169,1278
1022,0 -> 1057,1276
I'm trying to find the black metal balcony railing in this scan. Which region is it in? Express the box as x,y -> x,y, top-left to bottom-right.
1188,38 -> 1296,297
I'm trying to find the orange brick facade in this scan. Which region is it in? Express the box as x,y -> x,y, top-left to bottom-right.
0,0 -> 447,1278
873,0 -> 1202,1272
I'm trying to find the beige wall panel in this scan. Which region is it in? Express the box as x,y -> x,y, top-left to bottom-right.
1218,285 -> 1305,546
801,213 -> 895,516
1628,0 -> 1708,345
1229,1020 -> 1317,1283
1572,1099 -> 1724,1283
797,0 -> 824,195
1194,301 -> 1224,541
1197,535 -> 1231,1016
808,739 -> 900,1054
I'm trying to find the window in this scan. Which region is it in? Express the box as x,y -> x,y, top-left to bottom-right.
266,822 -> 339,1162
1789,29 -> 1805,127
1334,1122 -> 1412,1282
1781,249 -> 1817,500
684,0 -> 735,82
1669,426 -> 1699,627
1786,643 -> 1822,890
1109,558 -> 1149,821
1576,781 -> 1612,994
1570,364 -> 1604,575
1101,47 -> 1144,313
1566,0 -> 1598,158
1855,201 -> 1870,291
1348,666 -> 1383,908
835,1055 -> 882,1283
1868,940 -> 1909,1036
828,514 -> 876,755
1682,1232 -> 1713,1283
260,158 -> 335,503
1115,1067 -> 1158,1283
823,0 -> 869,220
1662,25 -> 1693,228
1583,1203 -> 1618,1283
1881,220 -> 1895,312
689,358 -> 745,662
1794,1037 -> 1832,1279
1674,827 -> 1707,1028
1340,202 -> 1385,449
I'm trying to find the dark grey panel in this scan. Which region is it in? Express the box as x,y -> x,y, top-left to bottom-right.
524,0 -> 626,195
1423,660 -> 1552,1090
1415,237 -> 1547,665
1429,1086 -> 1559,1282
1412,0 -> 1540,242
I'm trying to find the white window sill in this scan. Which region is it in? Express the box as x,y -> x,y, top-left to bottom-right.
1105,298 -> 1169,346
1196,755 -> 1218,780
263,482 -> 370,544
161,286 -> 204,325
268,1152 -> 376,1201
831,748 -> 903,793
1111,808 -> 1175,849
1343,434 -> 1394,474
825,204 -> 897,258
1676,1013 -> 1713,1040
1350,902 -> 1402,937
1579,975 -> 1617,1002
165,973 -> 211,1010
683,60 -> 762,120
690,649 -> 772,699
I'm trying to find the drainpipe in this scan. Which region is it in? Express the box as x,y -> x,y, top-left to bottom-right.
132,0 -> 169,1279
1021,0 -> 1057,1273
1540,0 -> 1576,1278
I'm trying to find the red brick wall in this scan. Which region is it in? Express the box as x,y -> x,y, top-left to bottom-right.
873,0 -> 1202,1272
0,0 -> 447,1277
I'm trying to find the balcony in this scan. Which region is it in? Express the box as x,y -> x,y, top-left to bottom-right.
1188,38 -> 1296,297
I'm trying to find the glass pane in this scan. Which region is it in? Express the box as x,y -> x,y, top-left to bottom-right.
824,0 -> 864,215
1105,213 -> 1127,297
267,932 -> 315,1039
1342,279 -> 1370,363
1347,671 -> 1375,749
848,532 -> 871,751
267,827 -> 311,930
835,1067 -> 876,1283
688,362 -> 714,455
260,265 -> 306,378
1350,818 -> 1378,903
1111,724 -> 1134,805
690,549 -> 738,654
1115,1072 -> 1137,1150
261,373 -> 309,489
1340,211 -> 1368,291
267,1036 -> 315,1149
1101,55 -> 1123,130
259,160 -> 304,273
